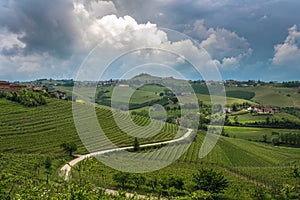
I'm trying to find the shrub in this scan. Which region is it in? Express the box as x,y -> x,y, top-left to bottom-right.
192,168 -> 228,194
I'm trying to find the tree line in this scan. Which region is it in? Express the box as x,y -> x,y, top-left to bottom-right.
112,168 -> 228,199
0,89 -> 47,107
271,132 -> 300,147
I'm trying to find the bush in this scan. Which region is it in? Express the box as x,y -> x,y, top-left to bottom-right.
0,91 -> 8,98
226,90 -> 255,100
5,89 -> 47,107
60,141 -> 77,156
191,190 -> 213,200
192,168 -> 228,194
112,172 -> 131,189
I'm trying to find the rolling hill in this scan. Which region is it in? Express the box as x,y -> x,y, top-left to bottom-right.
1,79 -> 300,199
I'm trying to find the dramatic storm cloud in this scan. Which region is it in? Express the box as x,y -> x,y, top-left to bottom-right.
0,0 -> 299,81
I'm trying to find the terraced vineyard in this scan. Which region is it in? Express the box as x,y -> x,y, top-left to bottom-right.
0,98 -> 178,155
2,96 -> 300,199
180,132 -> 300,166
179,132 -> 300,188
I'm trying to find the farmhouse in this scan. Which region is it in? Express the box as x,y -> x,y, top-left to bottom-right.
0,81 -> 26,92
98,80 -> 117,86
247,105 -> 279,114
48,90 -> 67,100
32,87 -> 48,92
223,107 -> 232,113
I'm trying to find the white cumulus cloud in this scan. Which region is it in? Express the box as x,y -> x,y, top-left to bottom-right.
0,1 -> 221,80
185,20 -> 252,70
272,25 -> 300,68
0,28 -> 26,54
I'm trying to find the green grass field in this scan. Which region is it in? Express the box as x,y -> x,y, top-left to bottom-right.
57,82 -> 300,109
228,112 -> 300,124
196,94 -> 256,106
225,90 -> 255,100
224,126 -> 300,142
56,84 -> 259,108
107,85 -> 161,104
226,86 -> 300,107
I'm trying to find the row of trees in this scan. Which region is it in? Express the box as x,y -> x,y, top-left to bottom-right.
280,81 -> 300,88
0,155 -> 228,200
112,168 -> 228,198
231,102 -> 252,112
246,118 -> 300,129
225,115 -> 300,129
0,89 -> 47,107
271,132 -> 300,146
2,169 -> 298,200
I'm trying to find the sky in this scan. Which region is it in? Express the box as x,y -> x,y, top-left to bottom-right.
0,0 -> 300,81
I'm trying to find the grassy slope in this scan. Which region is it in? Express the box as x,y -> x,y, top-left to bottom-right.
2,97 -> 300,198
106,86 -> 161,104
56,85 -> 257,107
228,112 -> 300,124
226,86 -> 300,107
196,94 -> 255,105
57,83 -> 300,107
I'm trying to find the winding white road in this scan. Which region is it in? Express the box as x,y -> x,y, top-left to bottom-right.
60,128 -> 193,180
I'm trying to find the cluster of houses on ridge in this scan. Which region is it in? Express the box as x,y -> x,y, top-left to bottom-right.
224,105 -> 279,114
0,80 -> 26,92
0,81 -> 66,100
246,105 -> 279,114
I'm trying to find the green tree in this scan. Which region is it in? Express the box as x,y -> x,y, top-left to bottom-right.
60,141 -> 77,156
44,156 -> 52,184
262,134 -> 268,143
291,166 -> 299,178
44,156 -> 52,170
191,190 -> 213,200
170,96 -> 179,104
147,176 -> 161,193
192,168 -> 228,194
113,172 -> 131,189
271,132 -> 280,146
250,185 -> 268,200
133,137 -> 140,152
266,116 -> 270,125
234,116 -> 239,124
232,103 -> 238,112
165,175 -> 184,190
132,174 -> 146,189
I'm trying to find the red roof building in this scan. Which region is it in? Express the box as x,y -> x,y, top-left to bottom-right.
0,81 -> 26,92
